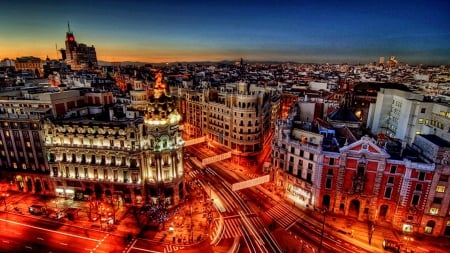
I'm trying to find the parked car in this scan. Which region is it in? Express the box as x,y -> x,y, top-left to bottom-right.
28,205 -> 46,215
382,239 -> 401,253
48,209 -> 64,219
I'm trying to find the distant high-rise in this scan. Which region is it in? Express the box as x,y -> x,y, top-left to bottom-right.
379,56 -> 385,65
61,23 -> 97,70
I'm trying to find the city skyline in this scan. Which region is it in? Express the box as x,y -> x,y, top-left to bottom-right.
0,0 -> 449,65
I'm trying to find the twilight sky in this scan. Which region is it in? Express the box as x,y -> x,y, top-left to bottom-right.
0,0 -> 449,65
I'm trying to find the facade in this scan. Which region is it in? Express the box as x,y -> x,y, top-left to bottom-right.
14,56 -> 43,77
0,88 -> 85,195
273,95 -> 450,237
43,73 -> 185,206
62,24 -> 98,71
182,82 -> 279,156
367,88 -> 445,147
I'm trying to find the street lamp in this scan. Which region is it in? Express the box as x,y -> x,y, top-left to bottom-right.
318,208 -> 327,253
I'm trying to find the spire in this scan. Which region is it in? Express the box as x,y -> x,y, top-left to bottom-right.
67,21 -> 71,33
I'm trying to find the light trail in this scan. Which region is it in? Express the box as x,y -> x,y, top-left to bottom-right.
0,218 -> 100,242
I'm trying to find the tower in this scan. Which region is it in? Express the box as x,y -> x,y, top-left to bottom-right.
141,72 -> 185,205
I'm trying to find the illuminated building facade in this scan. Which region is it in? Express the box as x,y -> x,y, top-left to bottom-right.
14,56 -> 43,77
183,82 -> 279,156
0,88 -> 85,195
43,73 -> 185,205
273,96 -> 450,237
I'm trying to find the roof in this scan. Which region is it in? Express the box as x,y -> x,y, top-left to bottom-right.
419,134 -> 450,148
327,107 -> 360,122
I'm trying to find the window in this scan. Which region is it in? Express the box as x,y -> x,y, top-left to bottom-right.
288,165 -> 293,174
412,194 -> 420,206
418,118 -> 424,124
329,158 -> 335,165
384,187 -> 392,198
306,173 -> 312,183
326,178 -> 332,189
327,169 -> 333,175
300,150 -> 304,157
291,147 -> 295,153
433,197 -> 443,204
388,177 -> 394,184
429,208 -> 439,215
439,174 -> 449,182
390,165 -> 397,174
289,156 -> 294,162
436,185 -> 446,192
415,184 -> 422,191
308,163 -> 313,170
421,108 -> 426,113
419,172 -> 426,181
309,153 -> 314,161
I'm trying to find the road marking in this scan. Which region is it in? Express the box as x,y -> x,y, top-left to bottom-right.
2,240 -> 9,244
133,246 -> 162,253
0,218 -> 99,242
60,242 -> 68,246
84,248 -> 91,251
37,237 -> 44,240
25,246 -> 32,249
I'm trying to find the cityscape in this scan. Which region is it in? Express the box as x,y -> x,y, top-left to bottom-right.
1,1 -> 450,253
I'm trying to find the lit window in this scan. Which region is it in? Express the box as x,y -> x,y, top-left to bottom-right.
436,185 -> 446,193
429,208 -> 439,215
418,118 -> 423,124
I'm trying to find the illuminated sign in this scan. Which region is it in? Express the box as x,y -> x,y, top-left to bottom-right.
232,175 -> 270,191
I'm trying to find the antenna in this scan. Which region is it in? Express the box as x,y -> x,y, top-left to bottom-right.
55,43 -> 58,59
67,21 -> 71,32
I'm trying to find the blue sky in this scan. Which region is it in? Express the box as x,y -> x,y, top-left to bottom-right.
0,0 -> 449,65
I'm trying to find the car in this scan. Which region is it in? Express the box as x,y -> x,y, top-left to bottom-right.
382,239 -> 401,253
48,209 -> 64,219
29,205 -> 46,215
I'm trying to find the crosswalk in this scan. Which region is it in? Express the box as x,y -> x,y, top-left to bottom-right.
222,216 -> 264,239
265,203 -> 300,229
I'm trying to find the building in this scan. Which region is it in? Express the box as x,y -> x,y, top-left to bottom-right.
14,56 -> 43,77
61,23 -> 98,71
413,135 -> 450,237
43,72 -> 185,206
272,92 -> 450,237
368,88 -> 449,148
182,81 -> 279,158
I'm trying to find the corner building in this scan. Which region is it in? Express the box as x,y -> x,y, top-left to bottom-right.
273,98 -> 450,237
44,74 -> 185,206
182,82 -> 278,157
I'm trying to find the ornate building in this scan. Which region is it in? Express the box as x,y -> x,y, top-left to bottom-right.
273,94 -> 450,237
43,72 -> 184,206
181,81 -> 279,157
61,23 -> 98,70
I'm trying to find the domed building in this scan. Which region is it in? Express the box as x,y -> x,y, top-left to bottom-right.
43,72 -> 185,207
140,72 -> 185,205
